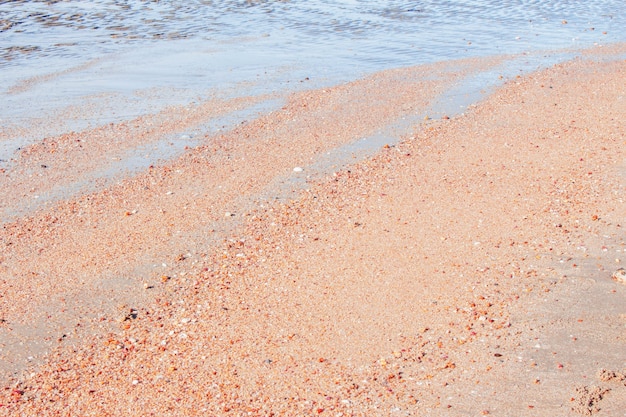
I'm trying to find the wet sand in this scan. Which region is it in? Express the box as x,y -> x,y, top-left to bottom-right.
0,45 -> 625,416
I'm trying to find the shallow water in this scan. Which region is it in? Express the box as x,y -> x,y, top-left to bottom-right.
1,1 -> 625,159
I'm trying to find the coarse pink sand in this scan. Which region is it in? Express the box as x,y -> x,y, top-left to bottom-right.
0,46 -> 625,416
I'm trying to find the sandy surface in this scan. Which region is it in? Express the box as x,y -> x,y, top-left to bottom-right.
0,46 -> 625,416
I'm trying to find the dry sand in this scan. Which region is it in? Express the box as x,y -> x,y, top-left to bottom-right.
0,46 -> 625,416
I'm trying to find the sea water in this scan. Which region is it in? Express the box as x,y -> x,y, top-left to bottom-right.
1,0 -> 625,159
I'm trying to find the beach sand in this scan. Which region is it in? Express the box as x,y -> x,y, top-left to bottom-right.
0,45 -> 625,416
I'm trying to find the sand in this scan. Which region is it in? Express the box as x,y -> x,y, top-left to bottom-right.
0,45 -> 625,416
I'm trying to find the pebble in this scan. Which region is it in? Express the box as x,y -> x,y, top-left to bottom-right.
293,167 -> 304,172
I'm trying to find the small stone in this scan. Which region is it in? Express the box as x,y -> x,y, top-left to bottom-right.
225,212 -> 234,217
293,167 -> 304,172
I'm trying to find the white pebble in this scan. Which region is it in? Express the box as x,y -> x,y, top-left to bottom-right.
293,167 -> 304,172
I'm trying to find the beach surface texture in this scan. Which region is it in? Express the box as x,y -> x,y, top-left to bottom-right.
0,45 -> 625,416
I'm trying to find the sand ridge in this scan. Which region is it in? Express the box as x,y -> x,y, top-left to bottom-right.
0,56 -> 498,375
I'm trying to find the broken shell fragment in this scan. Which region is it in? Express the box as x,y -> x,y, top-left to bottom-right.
612,268 -> 626,284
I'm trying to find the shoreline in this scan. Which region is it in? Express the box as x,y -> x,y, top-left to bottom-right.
0,45 -> 625,415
